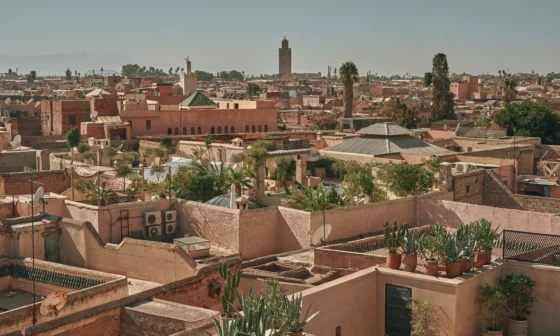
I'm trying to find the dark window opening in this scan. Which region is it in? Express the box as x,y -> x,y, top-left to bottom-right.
168,128 -> 172,135
146,120 -> 151,130
264,125 -> 268,132
197,127 -> 201,134
252,125 -> 256,133
224,126 -> 229,134
174,127 -> 179,135
231,126 -> 235,133
211,127 -> 215,134
69,115 -> 77,125
217,126 -> 222,134
245,125 -> 249,133
191,127 -> 195,135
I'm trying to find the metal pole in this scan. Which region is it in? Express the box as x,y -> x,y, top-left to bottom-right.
168,166 -> 172,208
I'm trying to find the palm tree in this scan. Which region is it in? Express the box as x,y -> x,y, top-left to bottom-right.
338,61 -> 359,119
226,167 -> 252,197
499,78 -> 517,103
286,183 -> 338,244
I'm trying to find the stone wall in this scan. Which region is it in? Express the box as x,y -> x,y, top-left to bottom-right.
32,308 -> 121,336
459,145 -> 535,175
482,170 -> 523,209
452,169 -> 484,204
514,194 -> 560,214
0,170 -> 70,194
0,151 -> 37,173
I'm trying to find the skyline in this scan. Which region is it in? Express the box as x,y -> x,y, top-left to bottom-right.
1,0 -> 559,76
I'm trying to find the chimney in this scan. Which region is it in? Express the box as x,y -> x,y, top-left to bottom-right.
186,57 -> 191,74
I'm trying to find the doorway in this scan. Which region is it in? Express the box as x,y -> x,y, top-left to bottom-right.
44,232 -> 61,263
385,284 -> 411,336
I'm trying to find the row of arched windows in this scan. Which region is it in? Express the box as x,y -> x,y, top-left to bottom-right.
166,125 -> 269,135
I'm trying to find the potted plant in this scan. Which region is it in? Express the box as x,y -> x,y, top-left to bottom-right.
401,227 -> 418,272
383,220 -> 407,270
472,219 -> 501,267
461,234 -> 478,273
442,232 -> 464,278
500,274 -> 536,336
419,223 -> 445,276
282,293 -> 320,336
477,285 -> 508,335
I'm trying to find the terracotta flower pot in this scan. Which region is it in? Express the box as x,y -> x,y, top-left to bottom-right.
462,256 -> 474,273
445,261 -> 462,278
483,330 -> 503,336
287,332 -> 303,336
475,251 -> 489,268
459,258 -> 467,274
508,318 -> 528,336
387,252 -> 402,270
484,249 -> 492,265
423,260 -> 439,276
402,254 -> 418,272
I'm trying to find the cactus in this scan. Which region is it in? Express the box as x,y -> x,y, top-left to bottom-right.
218,263 -> 242,317
383,220 -> 408,254
401,227 -> 418,255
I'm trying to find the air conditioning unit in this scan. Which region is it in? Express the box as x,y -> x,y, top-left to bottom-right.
165,222 -> 177,235
163,210 -> 177,223
146,225 -> 162,237
143,211 -> 162,226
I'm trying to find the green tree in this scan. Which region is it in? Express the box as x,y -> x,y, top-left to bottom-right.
168,67 -> 173,76
115,162 -> 133,191
381,163 -> 434,197
379,98 -> 417,129
430,53 -> 455,121
27,70 -> 37,82
494,100 -> 559,144
65,127 -> 81,163
160,136 -> 173,148
77,143 -> 90,154
338,61 -> 359,119
246,83 -> 261,96
499,77 -> 517,103
285,183 -> 337,212
65,68 -> 72,80
424,72 -> 433,87
172,166 -> 216,202
195,70 -> 214,81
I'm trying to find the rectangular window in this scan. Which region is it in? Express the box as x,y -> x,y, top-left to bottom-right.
146,120 -> 151,130
234,103 -> 239,109
69,115 -> 76,125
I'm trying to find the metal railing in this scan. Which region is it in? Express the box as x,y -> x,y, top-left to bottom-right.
502,229 -> 560,266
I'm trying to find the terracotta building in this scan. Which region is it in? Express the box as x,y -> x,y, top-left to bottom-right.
450,75 -> 480,100
119,92 -> 277,137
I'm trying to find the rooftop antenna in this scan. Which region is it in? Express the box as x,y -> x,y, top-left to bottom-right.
40,292 -> 68,317
90,110 -> 98,122
10,134 -> 22,150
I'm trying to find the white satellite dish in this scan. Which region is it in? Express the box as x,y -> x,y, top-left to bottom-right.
33,186 -> 44,208
311,224 -> 332,246
40,292 -> 67,317
90,110 -> 98,122
10,134 -> 22,149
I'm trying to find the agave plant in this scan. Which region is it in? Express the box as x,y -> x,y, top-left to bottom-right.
401,227 -> 418,255
442,232 -> 465,262
281,293 -> 320,333
472,219 -> 501,252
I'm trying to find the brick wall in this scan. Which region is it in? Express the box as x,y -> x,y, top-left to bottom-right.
514,194 -> 560,214
482,170 -> 523,209
154,261 -> 241,311
33,308 -> 121,336
0,170 -> 70,194
459,146 -> 535,175
453,170 -> 484,204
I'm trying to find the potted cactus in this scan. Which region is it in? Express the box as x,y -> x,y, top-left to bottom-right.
477,285 -> 507,335
282,293 -> 320,336
442,232 -> 464,278
461,234 -> 477,273
401,227 -> 418,272
218,263 -> 242,320
418,223 -> 445,276
383,220 -> 407,270
500,274 -> 536,336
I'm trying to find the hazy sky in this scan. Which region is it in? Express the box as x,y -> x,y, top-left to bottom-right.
1,0 -> 559,76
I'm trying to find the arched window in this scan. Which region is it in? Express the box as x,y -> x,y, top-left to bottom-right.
211,127 -> 215,134
217,126 -> 222,134
224,126 -> 229,134
197,127 -> 201,134
182,127 -> 187,135
191,127 -> 195,135
168,128 -> 172,135
258,125 -> 262,132
252,125 -> 256,133
264,125 -> 268,132
245,125 -> 249,133
231,126 -> 235,133
174,127 -> 179,135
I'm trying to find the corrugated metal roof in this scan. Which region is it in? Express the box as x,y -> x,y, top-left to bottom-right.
322,135 -> 452,156
357,122 -> 412,136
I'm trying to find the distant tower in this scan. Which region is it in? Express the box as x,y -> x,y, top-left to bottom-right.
180,57 -> 198,96
279,36 -> 291,80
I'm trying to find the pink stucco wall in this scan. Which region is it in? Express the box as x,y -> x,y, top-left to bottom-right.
121,107 -> 278,137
